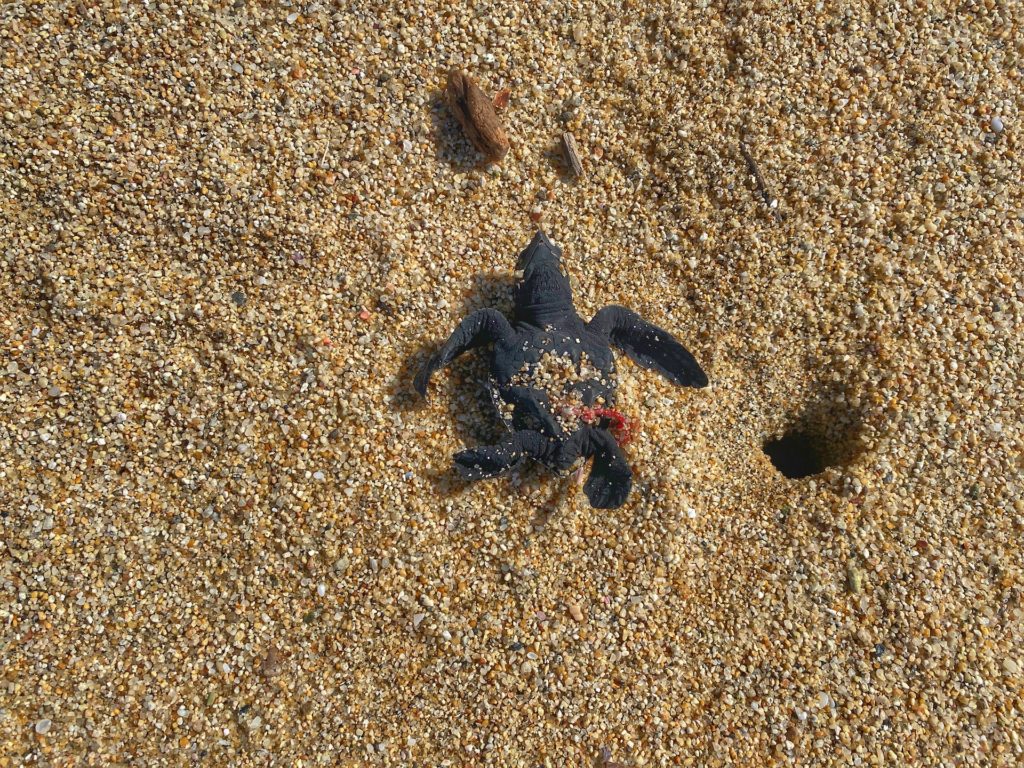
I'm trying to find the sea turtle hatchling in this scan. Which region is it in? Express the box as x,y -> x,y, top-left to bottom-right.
415,231 -> 708,509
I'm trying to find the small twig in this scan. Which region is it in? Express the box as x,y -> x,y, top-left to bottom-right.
739,138 -> 781,220
560,132 -> 584,178
320,131 -> 333,167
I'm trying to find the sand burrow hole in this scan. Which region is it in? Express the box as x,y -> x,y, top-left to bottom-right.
762,384 -> 864,480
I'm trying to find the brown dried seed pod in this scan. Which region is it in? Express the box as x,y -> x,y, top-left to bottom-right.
446,69 -> 510,162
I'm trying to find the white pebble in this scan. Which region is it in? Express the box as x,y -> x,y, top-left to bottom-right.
317,583 -> 326,597
991,116 -> 1003,133
35,719 -> 52,735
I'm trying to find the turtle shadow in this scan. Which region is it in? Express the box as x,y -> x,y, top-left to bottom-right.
441,271 -> 517,467
394,271 -> 526,497
390,268 -> 514,414
390,340 -> 434,413
458,271 -> 516,317
428,90 -> 484,172
390,340 -> 502,464
531,471 -> 582,529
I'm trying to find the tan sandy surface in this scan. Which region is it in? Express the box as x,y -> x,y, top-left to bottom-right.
2,1 -> 1022,765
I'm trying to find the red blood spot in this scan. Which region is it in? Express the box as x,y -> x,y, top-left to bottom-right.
572,405 -> 635,444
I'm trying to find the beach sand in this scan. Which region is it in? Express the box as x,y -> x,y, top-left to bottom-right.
1,1 -> 1022,765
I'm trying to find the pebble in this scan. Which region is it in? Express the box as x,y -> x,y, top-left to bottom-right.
34,719 -> 51,735
568,603 -> 584,622
846,561 -> 864,594
991,116 -> 1004,133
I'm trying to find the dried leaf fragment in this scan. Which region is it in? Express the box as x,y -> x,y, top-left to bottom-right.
492,88 -> 511,110
446,69 -> 510,162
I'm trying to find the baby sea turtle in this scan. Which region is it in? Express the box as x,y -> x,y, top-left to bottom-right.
415,231 -> 708,509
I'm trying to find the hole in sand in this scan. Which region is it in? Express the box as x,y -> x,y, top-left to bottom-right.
763,379 -> 865,479
763,431 -> 825,479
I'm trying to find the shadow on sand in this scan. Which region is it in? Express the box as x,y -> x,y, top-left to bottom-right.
390,271 -> 519,499
428,90 -> 485,172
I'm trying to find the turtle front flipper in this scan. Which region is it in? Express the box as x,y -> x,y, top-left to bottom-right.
415,309 -> 515,399
560,427 -> 633,509
454,430 -> 552,480
588,305 -> 708,388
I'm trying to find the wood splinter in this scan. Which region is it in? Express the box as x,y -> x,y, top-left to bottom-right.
561,132 -> 584,178
739,138 -> 781,220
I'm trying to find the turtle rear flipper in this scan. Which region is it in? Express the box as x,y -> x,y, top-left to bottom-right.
564,427 -> 632,509
454,430 -> 552,480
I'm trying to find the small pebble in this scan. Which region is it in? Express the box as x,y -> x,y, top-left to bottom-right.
846,561 -> 864,594
568,603 -> 584,622
35,719 -> 52,735
991,116 -> 1003,133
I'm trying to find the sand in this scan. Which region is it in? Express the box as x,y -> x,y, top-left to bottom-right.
1,0 -> 1022,765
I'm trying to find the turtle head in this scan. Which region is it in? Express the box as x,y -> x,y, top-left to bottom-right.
513,231 -> 578,327
515,230 -> 562,274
